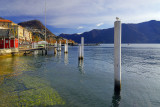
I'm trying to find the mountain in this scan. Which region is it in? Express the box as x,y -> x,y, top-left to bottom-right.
18,20 -> 56,40
0,17 -> 5,19
59,20 -> 160,43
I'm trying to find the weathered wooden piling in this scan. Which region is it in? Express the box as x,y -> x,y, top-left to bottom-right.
54,41 -> 58,54
81,37 -> 84,58
55,41 -> 57,47
57,41 -> 61,51
114,18 -> 121,92
79,45 -> 82,59
64,40 -> 68,53
59,41 -> 61,51
78,37 -> 84,60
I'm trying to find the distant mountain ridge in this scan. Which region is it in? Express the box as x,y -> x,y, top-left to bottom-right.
0,17 -> 5,19
18,20 -> 56,37
59,20 -> 160,43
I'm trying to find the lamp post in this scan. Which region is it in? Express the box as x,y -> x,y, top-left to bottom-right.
45,0 -> 47,55
45,0 -> 46,50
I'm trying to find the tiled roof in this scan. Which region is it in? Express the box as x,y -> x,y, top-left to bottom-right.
0,20 -> 12,23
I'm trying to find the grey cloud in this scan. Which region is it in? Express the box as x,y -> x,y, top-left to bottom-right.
1,0 -> 160,28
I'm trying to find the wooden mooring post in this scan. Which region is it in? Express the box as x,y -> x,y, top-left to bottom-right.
54,41 -> 57,54
64,40 -> 68,53
57,41 -> 61,51
114,18 -> 121,92
78,37 -> 84,60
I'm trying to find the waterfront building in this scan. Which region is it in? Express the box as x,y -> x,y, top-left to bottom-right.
0,20 -> 18,49
0,19 -> 12,29
23,28 -> 32,44
0,19 -> 32,49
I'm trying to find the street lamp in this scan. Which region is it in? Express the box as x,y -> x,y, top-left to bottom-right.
45,0 -> 46,50
44,0 -> 47,55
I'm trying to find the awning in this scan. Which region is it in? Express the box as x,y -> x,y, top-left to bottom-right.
38,41 -> 48,44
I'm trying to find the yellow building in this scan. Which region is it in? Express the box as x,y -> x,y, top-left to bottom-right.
23,29 -> 29,42
29,31 -> 32,42
18,26 -> 25,43
0,20 -> 12,29
0,19 -> 32,44
9,23 -> 32,43
14,25 -> 32,43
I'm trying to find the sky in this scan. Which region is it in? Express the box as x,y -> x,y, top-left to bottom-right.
1,0 -> 160,35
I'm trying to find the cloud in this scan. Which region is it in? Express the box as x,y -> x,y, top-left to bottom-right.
1,0 -> 160,30
96,23 -> 104,27
77,26 -> 84,29
77,32 -> 83,35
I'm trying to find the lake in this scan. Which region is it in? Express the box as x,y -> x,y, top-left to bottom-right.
0,44 -> 160,107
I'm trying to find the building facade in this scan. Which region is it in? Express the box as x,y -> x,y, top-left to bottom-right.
0,20 -> 12,29
0,29 -> 18,49
0,19 -> 32,49
18,26 -> 25,44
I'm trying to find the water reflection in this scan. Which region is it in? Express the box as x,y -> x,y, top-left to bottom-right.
64,53 -> 68,65
111,90 -> 121,107
54,51 -> 57,57
78,60 -> 84,74
57,51 -> 61,56
33,50 -> 38,55
0,57 -> 15,84
57,51 -> 61,63
0,56 -> 41,84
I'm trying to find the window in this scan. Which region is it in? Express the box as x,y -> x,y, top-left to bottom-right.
6,40 -> 8,43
